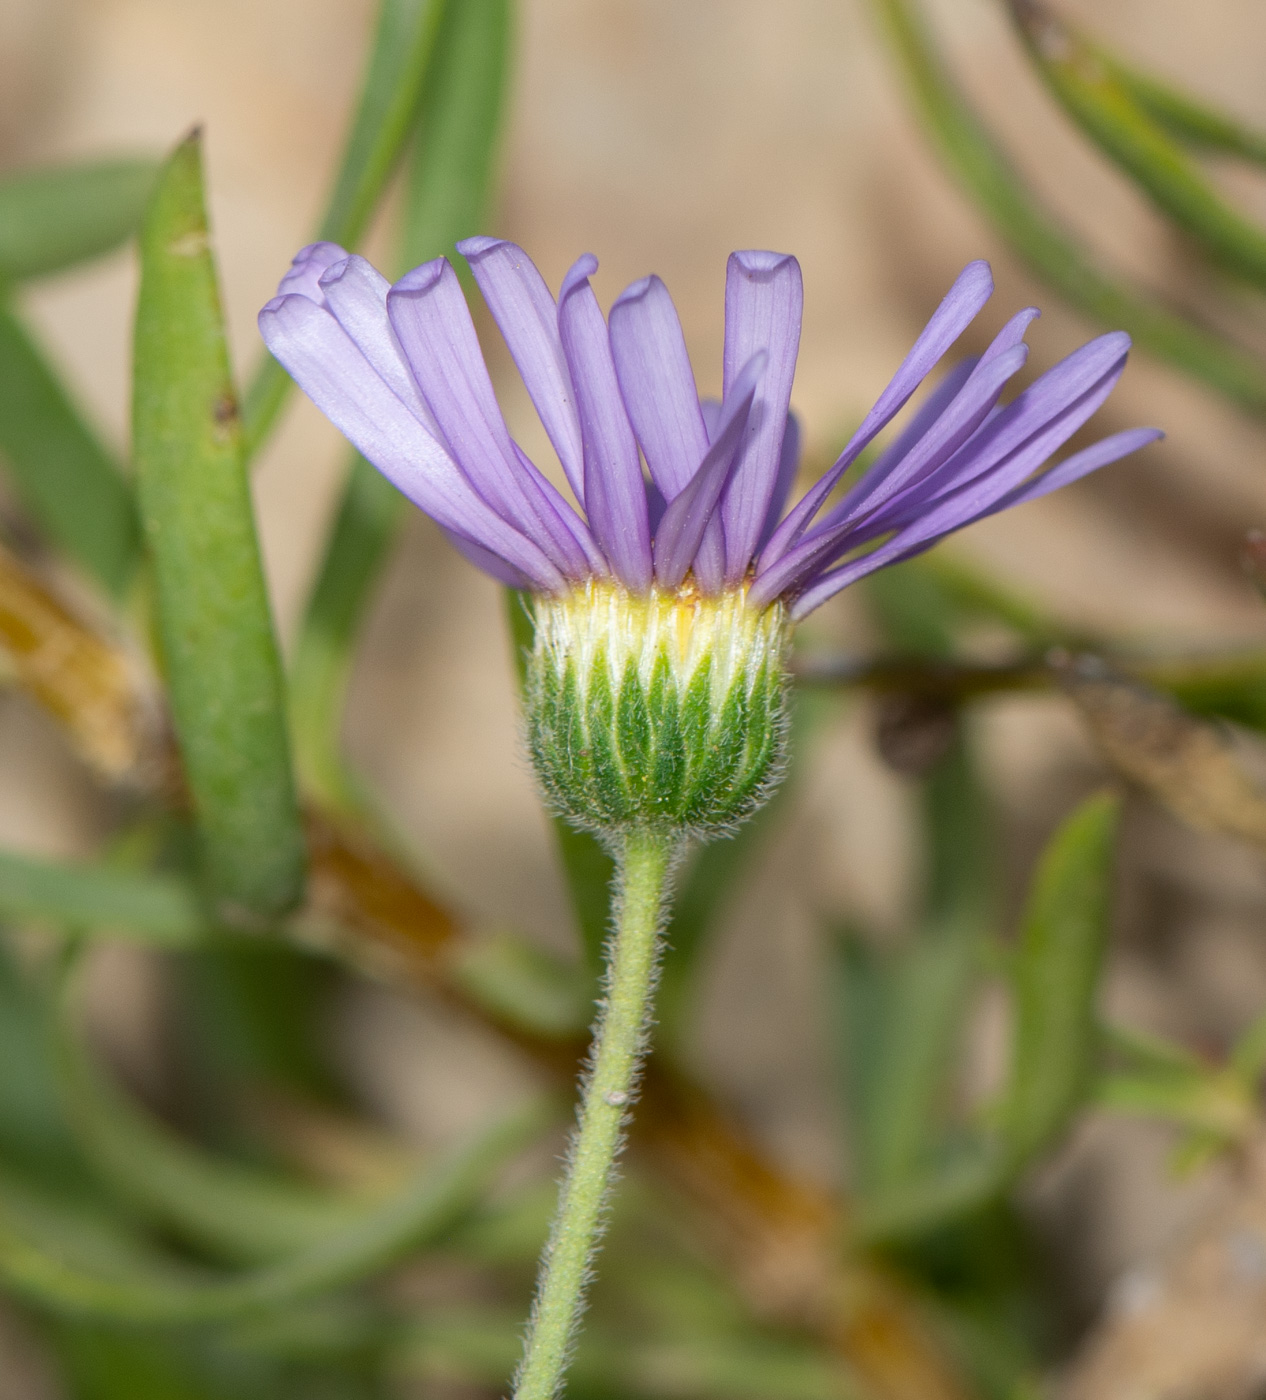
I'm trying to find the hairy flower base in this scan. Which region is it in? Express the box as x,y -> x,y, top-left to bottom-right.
526,581 -> 790,838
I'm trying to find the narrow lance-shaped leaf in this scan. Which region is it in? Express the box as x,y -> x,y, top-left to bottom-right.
870,0 -> 1266,414
0,1100 -> 547,1324
52,972 -> 379,1265
0,305 -> 139,595
0,158 -> 158,283
242,0 -> 448,455
290,0 -> 513,811
1001,790 -> 1121,1165
1102,54 -> 1266,167
132,130 -> 305,921
0,851 -> 202,948
1009,0 -> 1266,290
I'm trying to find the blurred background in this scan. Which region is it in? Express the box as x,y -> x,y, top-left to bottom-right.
5,1 -> 1266,1396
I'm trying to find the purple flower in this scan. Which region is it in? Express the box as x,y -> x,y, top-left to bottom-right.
259,241 -> 1160,621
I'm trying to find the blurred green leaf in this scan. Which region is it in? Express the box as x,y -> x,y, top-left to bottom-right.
54,981 -> 368,1265
243,0 -> 452,454
1009,1 -> 1266,290
0,850 -> 203,946
0,159 -> 157,282
394,1304 -> 850,1400
1000,791 -> 1120,1165
0,944 -> 95,1188
871,0 -> 1266,413
132,130 -> 305,921
290,0 -> 514,812
451,931 -> 592,1039
1230,1007 -> 1266,1081
0,1099 -> 547,1323
835,738 -> 990,1199
289,459 -> 405,814
1094,1066 -> 1256,1140
0,305 -> 139,595
1105,59 -> 1266,166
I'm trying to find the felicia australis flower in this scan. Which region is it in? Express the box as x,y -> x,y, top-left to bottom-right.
260,240 -> 1159,838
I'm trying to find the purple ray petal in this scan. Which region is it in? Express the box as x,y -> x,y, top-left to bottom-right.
276,242 -> 349,304
884,331 -> 1134,518
980,306 -> 1039,363
700,398 -> 722,442
258,293 -> 564,591
609,273 -> 725,588
442,526 -> 537,589
759,260 -> 994,571
318,255 -> 442,436
458,236 -> 586,503
756,412 -> 802,552
654,352 -> 764,591
778,346 -> 1137,617
388,257 -> 597,579
988,427 -> 1163,513
720,251 -> 803,582
809,341 -> 1029,546
557,254 -> 652,591
511,442 -> 608,577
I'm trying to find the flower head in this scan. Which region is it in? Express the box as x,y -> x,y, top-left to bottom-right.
259,239 -> 1158,615
260,241 -> 1159,835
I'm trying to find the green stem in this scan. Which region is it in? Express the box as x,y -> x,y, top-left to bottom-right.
513,827 -> 679,1400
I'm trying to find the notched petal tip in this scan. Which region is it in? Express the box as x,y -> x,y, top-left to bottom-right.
610,273 -> 660,312
391,256 -> 453,298
316,252 -> 372,291
559,253 -> 599,301
730,249 -> 799,279
455,234 -> 509,259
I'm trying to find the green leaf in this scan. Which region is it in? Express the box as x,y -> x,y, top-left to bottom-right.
289,0 -> 514,809
242,0 -> 449,455
0,1099 -> 548,1323
54,981 -> 367,1265
0,304 -> 139,595
451,931 -> 592,1039
289,457 -> 405,813
0,158 -> 157,282
1000,791 -> 1121,1165
0,849 -> 203,945
833,740 -> 987,1196
1106,60 -> 1266,166
1009,1 -> 1266,290
132,131 -> 305,922
399,0 -> 511,269
870,0 -> 1266,414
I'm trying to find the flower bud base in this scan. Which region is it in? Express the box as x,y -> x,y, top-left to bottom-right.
526,582 -> 790,839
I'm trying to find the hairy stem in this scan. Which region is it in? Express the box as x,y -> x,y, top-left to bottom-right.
513,827 -> 679,1400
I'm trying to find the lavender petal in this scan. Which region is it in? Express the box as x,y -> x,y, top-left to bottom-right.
720,251 -> 803,583
458,236 -> 586,502
654,352 -> 764,591
388,257 -> 596,579
276,242 -> 350,305
781,349 -> 1136,617
756,412 -> 802,552
258,292 -> 563,591
557,254 -> 652,591
759,259 -> 994,571
988,427 -> 1163,514
609,273 -> 724,588
318,255 -> 441,436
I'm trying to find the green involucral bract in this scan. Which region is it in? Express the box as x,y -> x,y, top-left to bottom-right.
525,582 -> 790,838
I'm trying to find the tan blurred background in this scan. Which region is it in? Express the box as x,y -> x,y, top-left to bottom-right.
4,0 -> 1266,1389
